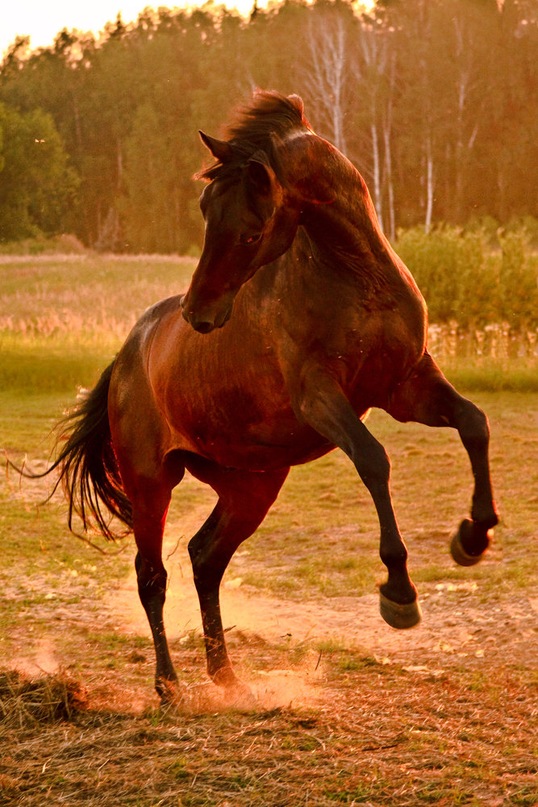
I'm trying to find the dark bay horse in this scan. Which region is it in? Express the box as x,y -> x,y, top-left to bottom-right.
52,91 -> 497,700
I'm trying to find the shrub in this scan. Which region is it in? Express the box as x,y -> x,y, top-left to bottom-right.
498,228 -> 538,328
395,225 -> 538,329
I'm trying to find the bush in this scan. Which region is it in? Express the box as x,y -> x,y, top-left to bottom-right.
395,225 -> 538,329
498,228 -> 538,328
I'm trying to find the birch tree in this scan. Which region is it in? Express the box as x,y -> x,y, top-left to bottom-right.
300,2 -> 354,152
345,10 -> 398,238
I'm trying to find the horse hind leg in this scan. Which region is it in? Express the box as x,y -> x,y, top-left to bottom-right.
388,353 -> 499,565
448,401 -> 498,565
185,460 -> 289,693
130,477 -> 180,702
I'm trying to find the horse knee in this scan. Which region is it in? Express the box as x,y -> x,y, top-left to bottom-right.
355,443 -> 391,492
457,401 -> 490,449
380,541 -> 408,569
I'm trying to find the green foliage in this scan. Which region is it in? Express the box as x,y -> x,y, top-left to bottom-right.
395,225 -> 538,328
0,102 -> 78,242
1,0 -> 538,249
498,228 -> 538,327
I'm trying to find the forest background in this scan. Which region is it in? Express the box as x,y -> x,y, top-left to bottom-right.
1,0 -> 538,334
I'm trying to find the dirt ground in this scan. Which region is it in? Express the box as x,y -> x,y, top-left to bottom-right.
1,519 -> 537,807
9,493 -> 538,690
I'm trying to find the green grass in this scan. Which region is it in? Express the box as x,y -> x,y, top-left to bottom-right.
0,255 -> 196,391
444,359 -> 538,393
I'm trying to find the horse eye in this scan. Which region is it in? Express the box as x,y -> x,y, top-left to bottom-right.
239,232 -> 262,246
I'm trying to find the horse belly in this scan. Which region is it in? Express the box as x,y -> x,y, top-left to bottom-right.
165,386 -> 333,471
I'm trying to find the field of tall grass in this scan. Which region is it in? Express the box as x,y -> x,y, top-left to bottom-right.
395,225 -> 538,391
0,249 -> 536,394
0,255 -> 195,391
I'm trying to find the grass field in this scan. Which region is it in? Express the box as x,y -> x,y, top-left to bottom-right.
0,256 -> 537,805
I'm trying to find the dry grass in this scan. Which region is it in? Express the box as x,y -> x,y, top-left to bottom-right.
0,670 -> 87,727
0,655 -> 536,806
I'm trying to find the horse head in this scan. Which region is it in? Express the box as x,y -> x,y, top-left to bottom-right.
181,132 -> 300,333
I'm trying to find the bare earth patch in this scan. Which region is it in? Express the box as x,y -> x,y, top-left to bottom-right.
1,526 -> 537,806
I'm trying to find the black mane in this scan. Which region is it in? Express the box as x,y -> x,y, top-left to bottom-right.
198,90 -> 310,182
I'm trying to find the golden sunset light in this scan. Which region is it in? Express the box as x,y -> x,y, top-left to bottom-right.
1,0 -> 376,57
0,1 -> 245,56
1,0 -> 537,802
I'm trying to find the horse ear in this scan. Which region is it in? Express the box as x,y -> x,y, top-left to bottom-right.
199,131 -> 235,163
288,93 -> 305,118
247,157 -> 276,198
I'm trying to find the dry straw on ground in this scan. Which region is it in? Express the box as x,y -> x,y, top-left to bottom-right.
0,650 -> 536,806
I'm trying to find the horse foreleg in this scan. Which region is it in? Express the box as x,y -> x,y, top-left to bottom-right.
296,371 -> 420,630
186,462 -> 288,690
389,352 -> 499,564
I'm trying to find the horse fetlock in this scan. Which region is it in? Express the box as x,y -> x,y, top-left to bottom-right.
210,662 -> 241,689
155,674 -> 180,704
470,507 -> 499,531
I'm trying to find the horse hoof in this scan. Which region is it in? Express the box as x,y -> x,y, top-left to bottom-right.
224,681 -> 257,710
156,678 -> 185,706
379,592 -> 421,629
450,519 -> 491,567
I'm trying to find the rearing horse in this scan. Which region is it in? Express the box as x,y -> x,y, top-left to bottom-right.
53,92 -> 497,700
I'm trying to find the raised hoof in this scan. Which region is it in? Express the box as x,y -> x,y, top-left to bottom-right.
379,592 -> 421,629
450,519 -> 491,567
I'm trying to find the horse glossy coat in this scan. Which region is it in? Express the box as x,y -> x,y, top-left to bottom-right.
54,92 -> 498,699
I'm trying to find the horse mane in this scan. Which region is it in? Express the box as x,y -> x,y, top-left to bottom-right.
225,90 -> 309,145
198,90 -> 310,182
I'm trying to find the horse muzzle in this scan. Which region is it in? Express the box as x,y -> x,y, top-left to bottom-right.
181,294 -> 233,334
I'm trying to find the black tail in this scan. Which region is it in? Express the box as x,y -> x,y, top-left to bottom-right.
49,362 -> 133,540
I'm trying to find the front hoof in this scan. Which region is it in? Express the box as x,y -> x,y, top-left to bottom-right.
450,519 -> 491,567
379,591 -> 421,629
156,677 -> 183,706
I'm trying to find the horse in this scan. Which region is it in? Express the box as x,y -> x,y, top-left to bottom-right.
50,91 -> 498,701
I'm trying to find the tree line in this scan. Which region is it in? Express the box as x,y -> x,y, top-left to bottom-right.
0,0 -> 537,253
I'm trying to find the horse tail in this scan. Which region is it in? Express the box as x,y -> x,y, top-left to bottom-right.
51,361 -> 133,541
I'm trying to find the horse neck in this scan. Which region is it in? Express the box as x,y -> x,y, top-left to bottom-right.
283,135 -> 397,280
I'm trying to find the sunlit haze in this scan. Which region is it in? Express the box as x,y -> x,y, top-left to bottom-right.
1,1 -> 376,59
0,1 -> 257,58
